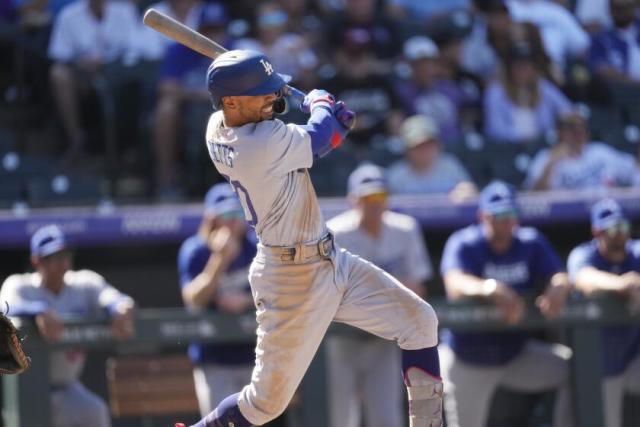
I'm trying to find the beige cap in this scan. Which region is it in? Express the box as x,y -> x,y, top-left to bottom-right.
400,115 -> 440,149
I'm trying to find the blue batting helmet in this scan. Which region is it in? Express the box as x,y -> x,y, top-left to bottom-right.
206,50 -> 291,108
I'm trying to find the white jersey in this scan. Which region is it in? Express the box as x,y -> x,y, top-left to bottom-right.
0,270 -> 134,386
206,111 -> 326,246
327,210 -> 433,283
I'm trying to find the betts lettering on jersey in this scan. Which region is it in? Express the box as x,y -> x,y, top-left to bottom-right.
209,143 -> 236,167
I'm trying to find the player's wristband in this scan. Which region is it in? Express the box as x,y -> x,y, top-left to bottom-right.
482,279 -> 498,297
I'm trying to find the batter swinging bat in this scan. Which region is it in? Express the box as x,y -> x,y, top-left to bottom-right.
142,8 -> 306,107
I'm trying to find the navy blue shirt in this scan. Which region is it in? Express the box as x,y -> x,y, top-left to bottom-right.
178,232 -> 257,366
440,225 -> 563,365
568,240 -> 640,376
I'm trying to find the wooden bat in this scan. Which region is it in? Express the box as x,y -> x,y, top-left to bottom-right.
142,8 -> 305,106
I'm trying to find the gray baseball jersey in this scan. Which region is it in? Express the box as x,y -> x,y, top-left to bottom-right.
204,112 -> 438,426
0,270 -> 134,385
327,210 -> 433,283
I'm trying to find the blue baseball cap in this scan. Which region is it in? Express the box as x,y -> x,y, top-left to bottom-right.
30,224 -> 67,258
204,183 -> 243,218
348,164 -> 388,197
591,198 -> 626,232
198,2 -> 227,29
479,181 -> 518,215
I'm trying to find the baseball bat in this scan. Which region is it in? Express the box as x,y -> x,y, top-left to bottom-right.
142,8 -> 305,106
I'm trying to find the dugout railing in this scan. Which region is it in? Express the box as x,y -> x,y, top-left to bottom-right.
3,295 -> 638,427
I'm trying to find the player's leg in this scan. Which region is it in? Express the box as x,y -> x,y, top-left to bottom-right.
193,364 -> 254,417
602,374 -> 625,427
361,339 -> 404,427
499,340 -> 573,427
439,344 -> 500,427
623,353 -> 640,395
51,381 -> 111,427
189,259 -> 344,427
326,336 -> 363,427
332,249 -> 441,426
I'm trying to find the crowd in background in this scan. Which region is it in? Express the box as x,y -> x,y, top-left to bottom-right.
1,0 -> 640,206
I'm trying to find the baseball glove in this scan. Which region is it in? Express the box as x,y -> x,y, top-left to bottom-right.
0,308 -> 30,375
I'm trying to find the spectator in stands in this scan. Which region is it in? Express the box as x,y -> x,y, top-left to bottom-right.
0,224 -> 135,427
524,110 -> 639,191
575,0 -> 612,33
326,164 -> 433,427
152,2 -> 229,199
178,183 -> 256,418
387,114 -> 477,198
394,36 -> 472,145
568,198 -> 640,427
439,181 -> 574,427
137,0 -> 202,62
322,27 -> 401,148
483,42 -> 571,143
235,1 -> 317,85
507,0 -> 590,68
48,0 -> 139,160
589,0 -> 640,84
385,0 -> 470,23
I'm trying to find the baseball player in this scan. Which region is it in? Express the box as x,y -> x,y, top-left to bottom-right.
0,224 -> 136,427
439,181 -> 574,427
176,49 -> 442,427
568,199 -> 640,427
179,183 -> 257,417
326,164 -> 434,427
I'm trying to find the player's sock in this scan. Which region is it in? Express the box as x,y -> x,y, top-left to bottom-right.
190,392 -> 253,427
402,347 -> 443,427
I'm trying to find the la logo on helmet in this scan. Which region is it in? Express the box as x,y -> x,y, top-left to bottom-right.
260,59 -> 274,75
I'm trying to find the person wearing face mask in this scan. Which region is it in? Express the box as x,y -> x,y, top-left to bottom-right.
568,198 -> 640,427
178,183 -> 257,418
439,181 -> 574,427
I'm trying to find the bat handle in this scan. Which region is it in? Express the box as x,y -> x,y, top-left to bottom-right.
286,86 -> 306,109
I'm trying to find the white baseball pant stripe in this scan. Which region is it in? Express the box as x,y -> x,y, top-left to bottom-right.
237,247 -> 438,425
602,354 -> 640,427
193,364 -> 254,417
440,340 -> 573,427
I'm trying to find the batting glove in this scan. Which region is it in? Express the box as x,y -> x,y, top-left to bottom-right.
301,89 -> 335,114
334,101 -> 356,130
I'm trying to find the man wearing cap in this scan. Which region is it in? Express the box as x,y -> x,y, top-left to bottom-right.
568,198 -> 640,427
178,183 -> 257,417
387,114 -> 476,198
0,224 -> 135,427
439,181 -> 573,427
326,164 -> 433,427
153,2 -> 231,199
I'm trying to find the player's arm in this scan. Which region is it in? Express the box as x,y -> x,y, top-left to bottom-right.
299,89 -> 355,159
85,270 -> 136,340
574,267 -> 639,295
0,276 -> 49,316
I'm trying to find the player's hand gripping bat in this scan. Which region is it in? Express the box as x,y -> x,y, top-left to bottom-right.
142,8 -> 305,111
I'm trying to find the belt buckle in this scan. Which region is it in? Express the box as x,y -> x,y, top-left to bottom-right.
280,247 -> 296,262
318,234 -> 333,258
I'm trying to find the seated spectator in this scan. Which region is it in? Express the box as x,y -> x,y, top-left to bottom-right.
524,110 -> 638,191
0,224 -> 135,427
483,42 -> 571,143
179,183 -> 256,417
394,36 -> 472,145
137,0 -> 202,62
507,0 -> 590,68
234,1 -> 317,86
48,0 -> 139,160
568,199 -> 640,427
589,0 -> 640,84
152,2 -> 229,199
387,114 -> 477,198
440,181 -> 574,427
322,28 -> 401,148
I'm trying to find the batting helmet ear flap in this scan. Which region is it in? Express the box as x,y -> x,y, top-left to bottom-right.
273,93 -> 289,115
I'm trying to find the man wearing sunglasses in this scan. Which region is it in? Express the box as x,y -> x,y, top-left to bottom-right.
326,164 -> 434,427
439,181 -> 574,427
178,183 -> 258,420
0,224 -> 135,427
568,198 -> 640,427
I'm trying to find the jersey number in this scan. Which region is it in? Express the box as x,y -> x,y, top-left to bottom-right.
222,175 -> 258,227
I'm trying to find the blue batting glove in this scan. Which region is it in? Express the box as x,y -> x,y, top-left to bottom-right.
301,89 -> 335,114
334,101 -> 356,130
